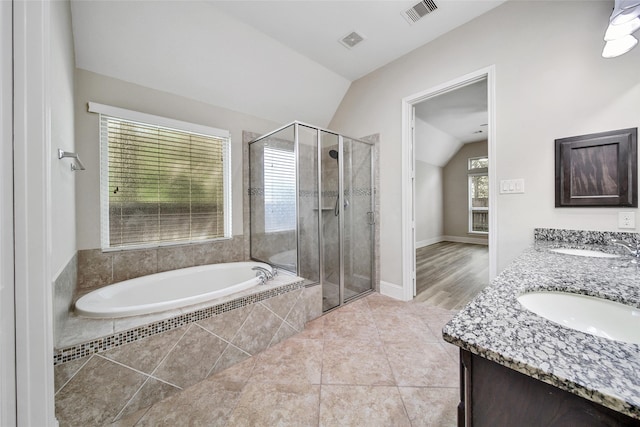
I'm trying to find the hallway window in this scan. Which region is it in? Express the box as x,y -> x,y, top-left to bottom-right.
468,156 -> 488,234
91,103 -> 231,250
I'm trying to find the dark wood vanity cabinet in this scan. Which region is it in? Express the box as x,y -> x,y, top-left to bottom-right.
458,349 -> 640,427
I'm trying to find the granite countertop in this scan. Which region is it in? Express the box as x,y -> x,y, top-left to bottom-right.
443,229 -> 640,420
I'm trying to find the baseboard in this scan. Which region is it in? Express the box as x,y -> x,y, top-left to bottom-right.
380,280 -> 406,301
442,235 -> 489,246
416,236 -> 444,248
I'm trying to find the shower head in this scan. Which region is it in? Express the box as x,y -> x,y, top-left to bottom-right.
329,149 -> 339,161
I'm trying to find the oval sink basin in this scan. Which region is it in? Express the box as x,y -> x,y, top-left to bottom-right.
517,292 -> 640,345
549,248 -> 620,258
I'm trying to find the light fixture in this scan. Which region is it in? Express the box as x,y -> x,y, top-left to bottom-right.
611,0 -> 640,24
603,0 -> 640,58
604,16 -> 640,40
603,34 -> 639,58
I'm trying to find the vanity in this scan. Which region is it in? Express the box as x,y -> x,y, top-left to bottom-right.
443,229 -> 640,426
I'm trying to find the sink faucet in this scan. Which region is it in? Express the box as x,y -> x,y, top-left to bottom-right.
611,239 -> 640,257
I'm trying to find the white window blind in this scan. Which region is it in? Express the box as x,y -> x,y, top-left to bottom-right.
263,147 -> 296,232
96,108 -> 231,250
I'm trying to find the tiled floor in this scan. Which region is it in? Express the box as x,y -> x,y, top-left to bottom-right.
112,293 -> 460,426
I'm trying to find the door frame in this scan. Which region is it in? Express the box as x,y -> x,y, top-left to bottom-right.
400,66 -> 497,301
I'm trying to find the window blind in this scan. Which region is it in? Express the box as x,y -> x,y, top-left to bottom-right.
263,147 -> 296,232
99,115 -> 231,249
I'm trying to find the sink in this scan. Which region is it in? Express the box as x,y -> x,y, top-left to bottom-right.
517,292 -> 640,345
549,248 -> 620,258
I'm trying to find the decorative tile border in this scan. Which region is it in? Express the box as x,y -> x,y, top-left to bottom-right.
54,280 -> 305,366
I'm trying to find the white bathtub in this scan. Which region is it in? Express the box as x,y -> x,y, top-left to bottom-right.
75,261 -> 272,319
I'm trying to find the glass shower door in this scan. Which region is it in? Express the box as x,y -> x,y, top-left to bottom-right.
342,137 -> 374,301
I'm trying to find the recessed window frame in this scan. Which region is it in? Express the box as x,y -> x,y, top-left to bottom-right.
468,156 -> 489,235
89,102 -> 232,251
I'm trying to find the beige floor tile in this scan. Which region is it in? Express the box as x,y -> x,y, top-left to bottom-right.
295,316 -> 324,340
319,385 -> 411,427
115,377 -> 180,421
323,310 -> 379,342
374,311 -> 441,343
250,338 -> 323,385
384,341 -> 459,387
227,382 -> 320,426
210,350 -> 256,383
398,387 -> 459,427
136,379 -> 244,427
322,339 -> 395,386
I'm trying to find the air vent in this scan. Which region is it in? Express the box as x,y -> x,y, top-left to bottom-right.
339,31 -> 365,49
403,0 -> 438,24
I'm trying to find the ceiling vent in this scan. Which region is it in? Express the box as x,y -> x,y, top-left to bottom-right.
339,31 -> 365,49
403,0 -> 438,24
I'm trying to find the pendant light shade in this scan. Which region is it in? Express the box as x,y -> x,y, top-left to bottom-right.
611,0 -> 640,25
602,34 -> 639,58
603,0 -> 640,58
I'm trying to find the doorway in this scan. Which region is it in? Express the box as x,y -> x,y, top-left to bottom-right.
401,67 -> 497,302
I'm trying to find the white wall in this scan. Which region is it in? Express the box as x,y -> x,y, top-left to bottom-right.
75,69 -> 281,250
414,117 -> 462,167
329,1 -> 640,286
51,0 -> 77,276
443,141 -> 488,241
415,160 -> 444,246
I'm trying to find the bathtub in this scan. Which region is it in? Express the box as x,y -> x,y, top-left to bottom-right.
75,261 -> 272,319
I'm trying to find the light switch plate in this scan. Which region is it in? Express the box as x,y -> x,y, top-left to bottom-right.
618,212 -> 636,229
500,179 -> 525,194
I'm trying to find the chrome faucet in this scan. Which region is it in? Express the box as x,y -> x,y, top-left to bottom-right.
611,239 -> 640,257
252,266 -> 274,283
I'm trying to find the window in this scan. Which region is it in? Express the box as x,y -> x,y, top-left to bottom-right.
90,103 -> 231,250
263,146 -> 296,232
468,156 -> 489,234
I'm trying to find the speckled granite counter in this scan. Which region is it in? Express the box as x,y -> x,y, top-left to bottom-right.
443,228 -> 640,420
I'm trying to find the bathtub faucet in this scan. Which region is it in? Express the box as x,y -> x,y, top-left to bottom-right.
252,266 -> 274,283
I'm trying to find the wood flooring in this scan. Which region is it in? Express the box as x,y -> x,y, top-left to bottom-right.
415,241 -> 489,310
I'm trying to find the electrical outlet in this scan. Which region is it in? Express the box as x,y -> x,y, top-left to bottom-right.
618,212 -> 636,229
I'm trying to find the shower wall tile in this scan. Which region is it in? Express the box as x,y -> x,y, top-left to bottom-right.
113,249 -> 158,283
77,249 -> 112,290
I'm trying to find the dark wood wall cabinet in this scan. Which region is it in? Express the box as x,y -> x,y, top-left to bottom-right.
555,128 -> 637,207
458,349 -> 640,427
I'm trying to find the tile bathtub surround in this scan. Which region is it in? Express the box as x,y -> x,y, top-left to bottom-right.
55,282 -> 323,425
77,236 -> 245,292
88,293 -> 459,426
443,231 -> 640,420
55,275 -> 319,364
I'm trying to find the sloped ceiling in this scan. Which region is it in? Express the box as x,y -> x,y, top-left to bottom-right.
71,0 -> 505,127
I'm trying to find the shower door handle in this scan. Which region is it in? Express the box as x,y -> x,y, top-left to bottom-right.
367,211 -> 375,225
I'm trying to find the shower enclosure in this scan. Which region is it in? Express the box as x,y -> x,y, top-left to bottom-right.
249,122 -> 375,311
